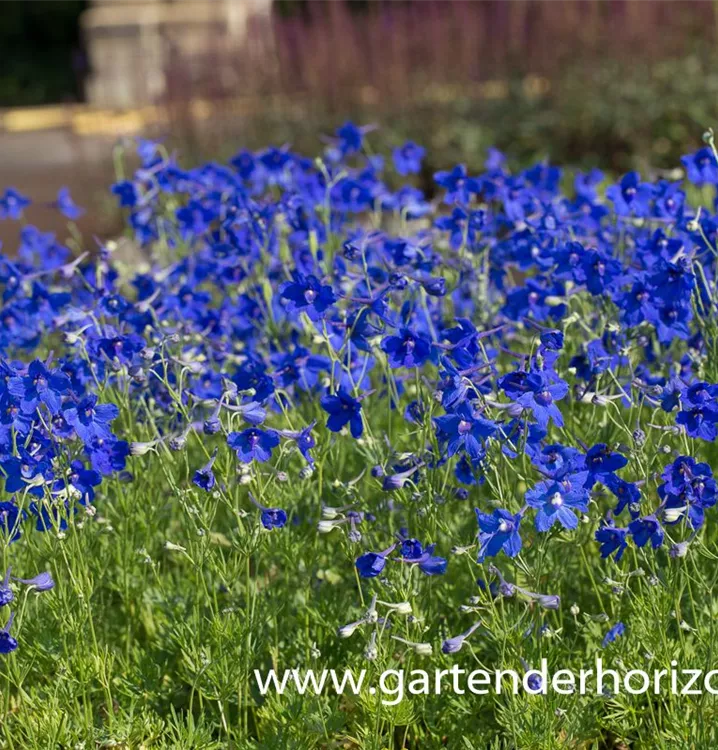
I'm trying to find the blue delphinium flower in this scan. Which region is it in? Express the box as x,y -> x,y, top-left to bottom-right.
681,147 -> 718,185
227,428 -> 280,464
0,393 -> 33,436
604,474 -> 641,516
0,189 -> 31,220
193,448 -> 218,491
627,515 -> 664,549
54,187 -> 84,220
12,571 -> 54,592
595,522 -> 628,561
540,330 -> 564,351
585,444 -> 628,482
0,502 -> 25,543
580,250 -> 623,296
8,360 -> 70,415
260,508 -> 287,530
64,395 -> 119,444
525,479 -> 589,532
321,389 -> 364,438
676,382 -> 718,441
0,569 -> 12,607
442,621 -> 481,654
434,164 -> 481,205
435,402 -> 496,461
248,492 -> 287,530
606,172 -> 653,216
276,422 -> 316,467
393,141 -> 425,175
382,463 -> 421,491
658,455 -> 717,530
335,121 -> 372,156
279,271 -> 337,319
111,180 -> 139,208
381,328 -> 434,369
602,621 -> 625,648
434,206 -> 484,250
396,539 -> 447,576
355,543 -> 397,578
476,508 -> 523,561
506,370 -> 568,429
0,613 -> 17,654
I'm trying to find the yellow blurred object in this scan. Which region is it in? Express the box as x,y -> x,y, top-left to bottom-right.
71,107 -> 162,136
3,107 -> 73,133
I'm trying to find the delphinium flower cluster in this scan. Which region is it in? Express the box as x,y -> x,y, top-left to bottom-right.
2,124 -> 718,745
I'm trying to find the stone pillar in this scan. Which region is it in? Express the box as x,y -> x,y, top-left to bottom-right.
81,0 -> 273,108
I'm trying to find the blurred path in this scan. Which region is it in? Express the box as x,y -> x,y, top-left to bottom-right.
0,121 -> 119,250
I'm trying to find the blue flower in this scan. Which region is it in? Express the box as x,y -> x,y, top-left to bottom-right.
676,382 -> 718,441
606,172 -> 653,216
0,569 -> 12,607
681,148 -> 718,185
0,189 -> 31,220
85,436 -> 130,476
64,395 -> 119,444
259,146 -> 292,174
595,523 -> 628,561
0,502 -> 24,543
111,180 -> 139,208
602,622 -> 625,648
526,479 -> 588,532
647,302 -> 692,344
249,492 -> 287,530
193,449 -> 218,491
435,402 -> 496,461
381,328 -> 434,369
434,164 -> 481,205
279,272 -> 337,319
335,121 -> 371,156
476,508 -> 523,561
442,621 -> 481,654
12,570 -> 54,592
276,422 -> 316,466
2,452 -> 51,497
627,515 -> 664,549
7,360 -> 70,416
540,330 -> 564,351
397,539 -> 447,576
227,428 -> 280,464
604,475 -> 641,516
260,508 -> 287,530
579,250 -> 623,296
0,613 -> 17,654
585,444 -> 628,479
658,455 -> 716,531
356,543 -> 397,578
54,187 -> 84,220
393,141 -> 425,175
511,371 -> 568,429
321,389 -> 363,438
0,393 -> 33,436
230,149 -> 258,180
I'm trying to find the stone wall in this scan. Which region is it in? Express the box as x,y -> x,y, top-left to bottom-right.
81,0 -> 272,108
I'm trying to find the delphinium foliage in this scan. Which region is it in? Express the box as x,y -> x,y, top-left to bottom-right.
2,125 -> 718,748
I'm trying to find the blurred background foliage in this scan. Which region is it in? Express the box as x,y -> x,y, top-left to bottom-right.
2,0 -> 718,172
192,50 -> 718,177
0,1 -> 87,106
155,0 -> 718,174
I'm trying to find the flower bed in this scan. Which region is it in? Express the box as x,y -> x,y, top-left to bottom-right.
1,124 -> 718,745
